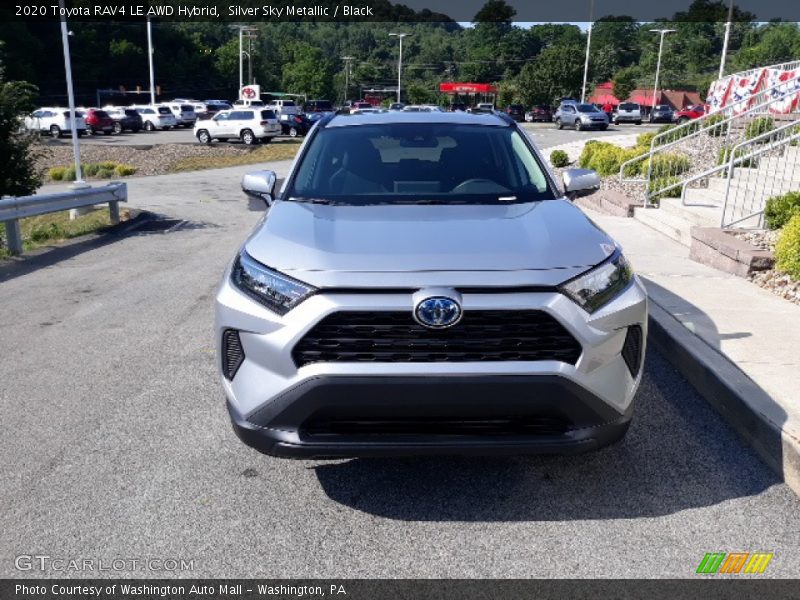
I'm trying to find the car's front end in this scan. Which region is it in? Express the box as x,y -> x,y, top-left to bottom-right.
216,112 -> 647,458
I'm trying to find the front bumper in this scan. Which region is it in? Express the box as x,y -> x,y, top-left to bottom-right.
216,272 -> 648,458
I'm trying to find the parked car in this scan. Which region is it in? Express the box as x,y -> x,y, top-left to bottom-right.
554,103 -> 609,131
23,107 -> 86,138
388,102 -> 406,111
505,104 -> 525,122
649,104 -> 674,123
194,108 -> 281,145
233,99 -> 266,108
267,99 -> 298,117
81,108 -> 115,135
131,105 -> 177,131
223,110 -> 647,458
163,102 -> 197,127
525,105 -> 552,122
674,104 -> 707,124
449,102 -> 467,112
196,100 -> 232,120
280,114 -> 313,137
470,103 -> 495,114
104,106 -> 143,134
614,102 -> 642,125
305,99 -> 334,113
401,105 -> 433,112
349,101 -> 372,114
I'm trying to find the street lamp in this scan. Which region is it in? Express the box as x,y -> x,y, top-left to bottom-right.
580,0 -> 595,104
719,0 -> 735,78
147,17 -> 155,105
230,25 -> 258,94
58,0 -> 85,199
650,29 -> 676,112
389,32 -> 411,103
341,56 -> 354,103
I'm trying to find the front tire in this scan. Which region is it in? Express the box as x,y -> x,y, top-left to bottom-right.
636,120 -> 642,125
574,120 -> 582,131
145,121 -> 154,132
288,126 -> 298,138
113,122 -> 123,135
50,125 -> 61,138
555,118 -> 563,130
241,129 -> 256,145
197,129 -> 212,144
677,117 -> 689,125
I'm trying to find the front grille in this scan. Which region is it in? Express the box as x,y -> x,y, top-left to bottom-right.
292,310 -> 582,367
303,416 -> 570,437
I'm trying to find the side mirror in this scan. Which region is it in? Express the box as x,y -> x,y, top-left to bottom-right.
242,170 -> 277,206
562,168 -> 600,200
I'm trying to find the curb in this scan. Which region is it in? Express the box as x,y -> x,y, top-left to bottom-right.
647,301 -> 800,496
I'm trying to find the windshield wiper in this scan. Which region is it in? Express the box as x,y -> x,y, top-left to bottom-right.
289,197 -> 335,205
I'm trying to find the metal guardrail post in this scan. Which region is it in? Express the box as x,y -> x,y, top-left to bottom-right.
109,200 -> 120,224
5,219 -> 22,255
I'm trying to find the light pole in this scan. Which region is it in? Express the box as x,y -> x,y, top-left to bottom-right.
650,29 -> 676,112
230,25 -> 258,94
389,32 -> 411,103
58,0 -> 84,198
719,0 -> 735,79
147,17 -> 155,104
580,0 -> 595,103
341,56 -> 354,103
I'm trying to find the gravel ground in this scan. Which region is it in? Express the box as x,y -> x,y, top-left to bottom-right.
35,142 -> 272,178
732,229 -> 800,306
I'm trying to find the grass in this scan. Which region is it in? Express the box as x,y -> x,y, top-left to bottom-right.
0,208 -> 124,259
168,141 -> 302,173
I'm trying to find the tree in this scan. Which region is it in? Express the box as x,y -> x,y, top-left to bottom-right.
281,42 -> 335,99
0,44 -> 42,199
517,44 -> 584,106
612,66 -> 639,102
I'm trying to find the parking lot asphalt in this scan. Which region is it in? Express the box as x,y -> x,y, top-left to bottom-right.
1,162 -> 799,578
41,120 -> 662,147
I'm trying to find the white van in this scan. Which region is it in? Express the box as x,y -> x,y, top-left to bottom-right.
267,99 -> 299,118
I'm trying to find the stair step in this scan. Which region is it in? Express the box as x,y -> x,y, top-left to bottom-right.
633,205 -> 694,247
683,187 -> 726,205
658,197 -> 721,227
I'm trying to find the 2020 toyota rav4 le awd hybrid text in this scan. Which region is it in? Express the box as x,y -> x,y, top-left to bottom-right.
216,111 -> 648,458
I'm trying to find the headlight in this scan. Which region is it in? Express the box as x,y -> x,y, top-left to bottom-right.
559,252 -> 633,314
231,251 -> 316,315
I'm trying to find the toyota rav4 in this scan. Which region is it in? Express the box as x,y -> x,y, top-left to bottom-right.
216,111 -> 647,458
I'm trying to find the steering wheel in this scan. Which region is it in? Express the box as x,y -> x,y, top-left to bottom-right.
451,178 -> 503,193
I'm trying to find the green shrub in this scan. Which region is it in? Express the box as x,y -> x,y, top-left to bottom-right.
48,166 -> 66,181
717,145 -> 757,169
114,164 -> 137,177
63,166 -> 76,181
764,191 -> 800,230
775,214 -> 800,280
704,113 -> 726,137
578,140 -> 611,168
549,149 -> 569,168
636,132 -> 656,148
641,153 -> 690,178
620,146 -> 649,177
95,168 -> 115,179
29,222 -> 61,243
83,163 -> 100,177
97,160 -> 119,170
587,145 -> 626,177
647,176 -> 681,202
744,116 -> 774,140
657,121 -> 699,143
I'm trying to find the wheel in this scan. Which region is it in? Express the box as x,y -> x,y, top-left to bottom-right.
555,118 -> 563,130
600,125 -> 609,131
241,129 -> 256,145
50,124 -> 61,138
86,125 -> 95,135
113,122 -> 123,134
77,130 -> 86,137
677,117 -> 689,125
574,120 -> 582,131
262,137 -> 272,144
144,121 -> 154,131
197,129 -> 212,144
636,120 -> 642,125
288,126 -> 298,138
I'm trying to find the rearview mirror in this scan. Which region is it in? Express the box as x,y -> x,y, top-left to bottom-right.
242,170 -> 277,206
562,168 -> 600,200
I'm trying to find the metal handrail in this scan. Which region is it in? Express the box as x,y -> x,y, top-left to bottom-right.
618,72 -> 800,185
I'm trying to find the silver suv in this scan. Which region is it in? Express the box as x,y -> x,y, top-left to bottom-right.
554,102 -> 609,131
216,111 -> 647,458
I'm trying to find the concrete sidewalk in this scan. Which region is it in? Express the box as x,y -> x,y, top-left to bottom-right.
587,209 -> 800,494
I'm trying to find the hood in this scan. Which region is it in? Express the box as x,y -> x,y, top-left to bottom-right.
244,199 -> 616,284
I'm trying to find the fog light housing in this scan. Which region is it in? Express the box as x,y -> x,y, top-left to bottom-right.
221,329 -> 245,380
621,325 -> 643,378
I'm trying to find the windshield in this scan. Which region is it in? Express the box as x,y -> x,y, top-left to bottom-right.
287,123 -> 554,205
576,104 -> 599,113
619,103 -> 638,110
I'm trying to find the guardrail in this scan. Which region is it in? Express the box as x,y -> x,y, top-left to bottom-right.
0,182 -> 127,256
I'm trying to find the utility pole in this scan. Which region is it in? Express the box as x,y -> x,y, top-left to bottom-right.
650,29 -> 676,111
147,16 -> 155,104
719,0 -> 735,79
230,25 -> 258,95
341,56 -> 354,103
389,32 -> 411,103
580,0 -> 595,103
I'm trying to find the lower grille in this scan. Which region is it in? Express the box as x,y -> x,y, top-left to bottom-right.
621,325 -> 643,378
221,329 -> 245,380
303,416 -> 570,437
292,310 -> 582,367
